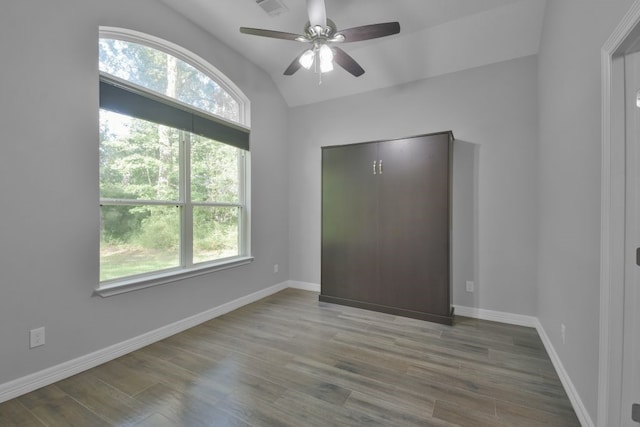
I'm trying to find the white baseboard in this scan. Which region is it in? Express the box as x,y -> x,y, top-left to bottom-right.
286,280 -> 321,292
455,304 -> 593,427
0,286 -> 594,427
453,305 -> 538,327
0,281 -> 290,404
534,319 -> 594,427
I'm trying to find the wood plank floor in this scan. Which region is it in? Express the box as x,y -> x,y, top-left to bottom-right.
0,289 -> 580,426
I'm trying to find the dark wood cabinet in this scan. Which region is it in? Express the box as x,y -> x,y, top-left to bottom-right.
320,131 -> 454,325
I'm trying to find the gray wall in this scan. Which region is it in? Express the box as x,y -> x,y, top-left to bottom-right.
0,0 -> 289,385
288,55 -> 539,315
5,2 -> 637,421
536,0 -> 634,420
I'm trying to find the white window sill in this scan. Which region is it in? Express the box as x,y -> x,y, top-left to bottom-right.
94,256 -> 254,297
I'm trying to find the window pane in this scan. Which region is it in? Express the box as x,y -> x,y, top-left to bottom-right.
100,205 -> 180,281
193,206 -> 239,264
191,135 -> 240,203
99,39 -> 240,123
100,110 -> 179,201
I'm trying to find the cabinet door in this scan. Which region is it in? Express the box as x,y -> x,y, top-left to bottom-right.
377,134 -> 450,316
322,143 -> 379,303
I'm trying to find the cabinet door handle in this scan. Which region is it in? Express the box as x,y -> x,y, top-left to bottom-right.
378,160 -> 383,175
373,160 -> 377,175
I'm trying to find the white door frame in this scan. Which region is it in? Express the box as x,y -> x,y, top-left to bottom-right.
600,1 -> 640,426
622,50 -> 640,427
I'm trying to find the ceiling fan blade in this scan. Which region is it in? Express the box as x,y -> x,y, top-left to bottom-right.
307,0 -> 327,28
284,51 -> 306,76
240,27 -> 306,41
338,22 -> 401,42
332,47 -> 365,77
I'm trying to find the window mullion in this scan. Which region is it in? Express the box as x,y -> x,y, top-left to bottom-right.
99,199 -> 183,206
239,150 -> 247,257
181,131 -> 193,268
98,32 -> 252,289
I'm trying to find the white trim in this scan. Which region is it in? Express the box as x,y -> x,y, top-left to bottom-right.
453,305 -> 537,327
0,281 -> 289,404
95,257 -> 255,297
456,305 -> 594,426
600,2 -> 640,426
286,280 -> 321,292
535,319 -> 595,427
97,27 -> 253,294
99,73 -> 251,133
99,27 -> 251,127
0,285 -> 591,425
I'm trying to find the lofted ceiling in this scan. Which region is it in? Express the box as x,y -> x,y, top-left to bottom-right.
160,0 -> 546,107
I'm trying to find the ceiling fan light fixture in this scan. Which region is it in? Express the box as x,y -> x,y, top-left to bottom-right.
319,44 -> 334,72
240,0 -> 400,78
320,60 -> 334,73
319,45 -> 334,73
299,49 -> 315,69
319,44 -> 333,61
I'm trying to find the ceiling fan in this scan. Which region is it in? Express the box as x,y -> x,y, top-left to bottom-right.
240,0 -> 400,78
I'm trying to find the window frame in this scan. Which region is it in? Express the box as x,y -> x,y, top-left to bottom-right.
96,28 -> 252,297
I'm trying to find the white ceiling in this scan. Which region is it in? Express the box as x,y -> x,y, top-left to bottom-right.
161,0 -> 546,107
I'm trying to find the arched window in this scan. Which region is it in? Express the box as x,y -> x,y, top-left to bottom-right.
97,28 -> 252,295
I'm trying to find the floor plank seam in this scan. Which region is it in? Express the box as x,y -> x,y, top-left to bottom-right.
0,289 -> 581,426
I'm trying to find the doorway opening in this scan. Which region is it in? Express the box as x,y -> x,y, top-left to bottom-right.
600,1 -> 640,425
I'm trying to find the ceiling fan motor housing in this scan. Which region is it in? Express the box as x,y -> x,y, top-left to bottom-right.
304,19 -> 338,39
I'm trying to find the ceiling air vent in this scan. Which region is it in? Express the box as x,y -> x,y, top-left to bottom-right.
256,0 -> 288,17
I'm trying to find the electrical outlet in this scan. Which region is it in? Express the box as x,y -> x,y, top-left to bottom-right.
561,324 -> 566,344
273,264 -> 279,274
30,327 -> 45,348
465,281 -> 474,292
